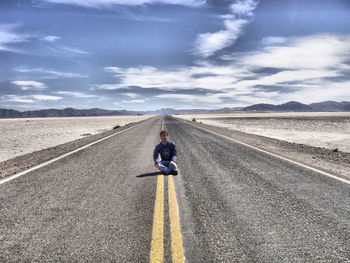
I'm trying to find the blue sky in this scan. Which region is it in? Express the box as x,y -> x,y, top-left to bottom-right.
1,0 -> 350,111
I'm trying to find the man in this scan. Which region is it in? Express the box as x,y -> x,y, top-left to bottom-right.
153,130 -> 178,175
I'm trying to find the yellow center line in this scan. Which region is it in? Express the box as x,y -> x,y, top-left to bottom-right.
150,173 -> 164,263
150,117 -> 165,263
168,175 -> 185,263
150,117 -> 185,262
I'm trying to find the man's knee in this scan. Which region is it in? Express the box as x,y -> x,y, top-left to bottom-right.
170,162 -> 177,169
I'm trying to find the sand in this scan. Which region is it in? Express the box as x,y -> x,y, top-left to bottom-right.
0,115 -> 154,162
175,112 -> 350,153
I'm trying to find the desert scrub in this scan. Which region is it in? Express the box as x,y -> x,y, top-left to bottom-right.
192,118 -> 197,122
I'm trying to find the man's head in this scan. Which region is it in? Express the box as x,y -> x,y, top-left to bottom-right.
160,130 -> 168,143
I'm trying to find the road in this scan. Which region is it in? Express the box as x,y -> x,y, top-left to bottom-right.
1,115 -> 350,262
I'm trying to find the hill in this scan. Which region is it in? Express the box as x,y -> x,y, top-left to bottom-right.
243,101 -> 313,112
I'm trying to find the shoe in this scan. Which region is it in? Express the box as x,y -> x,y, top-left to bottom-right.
171,169 -> 178,175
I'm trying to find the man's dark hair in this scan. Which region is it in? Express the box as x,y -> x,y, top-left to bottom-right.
160,130 -> 168,136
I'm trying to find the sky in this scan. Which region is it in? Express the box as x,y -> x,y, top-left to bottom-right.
1,0 -> 350,111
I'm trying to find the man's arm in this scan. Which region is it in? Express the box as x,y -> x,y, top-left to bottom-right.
153,144 -> 160,166
171,143 -> 177,163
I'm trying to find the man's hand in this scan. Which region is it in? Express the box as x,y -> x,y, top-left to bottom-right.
156,164 -> 161,169
169,161 -> 175,168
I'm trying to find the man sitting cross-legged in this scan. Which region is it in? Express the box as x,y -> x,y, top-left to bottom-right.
153,130 -> 178,175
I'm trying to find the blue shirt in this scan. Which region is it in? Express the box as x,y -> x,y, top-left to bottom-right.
153,140 -> 177,165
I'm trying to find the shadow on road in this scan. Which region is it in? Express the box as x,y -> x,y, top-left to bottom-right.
136,172 -> 160,178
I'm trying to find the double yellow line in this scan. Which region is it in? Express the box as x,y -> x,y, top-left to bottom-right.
149,119 -> 185,263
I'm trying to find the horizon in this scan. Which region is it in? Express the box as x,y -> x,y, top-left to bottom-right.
1,0 -> 350,111
1,100 -> 349,113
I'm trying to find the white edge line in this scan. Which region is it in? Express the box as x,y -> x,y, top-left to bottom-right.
0,123 -> 143,185
178,118 -> 350,186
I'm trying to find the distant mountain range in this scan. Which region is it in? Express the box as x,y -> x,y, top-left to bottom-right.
1,101 -> 350,118
243,101 -> 350,112
0,108 -> 137,118
0,107 -> 213,118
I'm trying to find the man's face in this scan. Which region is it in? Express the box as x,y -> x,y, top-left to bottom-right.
160,133 -> 168,143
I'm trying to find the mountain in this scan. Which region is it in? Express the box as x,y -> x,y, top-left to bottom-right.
275,101 -> 313,111
211,107 -> 245,113
309,101 -> 350,111
243,101 -> 313,112
243,101 -> 350,112
243,103 -> 277,111
0,109 -> 23,118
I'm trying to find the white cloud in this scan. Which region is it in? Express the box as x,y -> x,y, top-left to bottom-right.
103,66 -> 195,90
30,95 -> 63,101
241,34 -> 350,70
155,94 -> 223,103
0,24 -> 31,52
40,35 -> 61,42
0,24 -> 87,57
55,91 -> 97,98
100,64 -> 247,91
91,84 -> 119,90
3,94 -> 63,103
97,33 -> 350,108
42,0 -> 205,8
261,36 -> 287,45
14,67 -> 86,79
276,81 -> 350,104
11,80 -> 48,90
6,95 -> 35,103
195,0 -> 259,57
121,99 -> 145,103
235,69 -> 340,90
224,34 -> 350,105
196,19 -> 247,58
230,0 -> 259,16
48,45 -> 91,56
59,45 -> 90,55
122,93 -> 138,98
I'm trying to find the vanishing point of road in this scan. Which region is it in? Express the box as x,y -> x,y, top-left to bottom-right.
1,116 -> 350,262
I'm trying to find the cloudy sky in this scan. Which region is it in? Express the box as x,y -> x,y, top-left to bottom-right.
1,0 -> 350,111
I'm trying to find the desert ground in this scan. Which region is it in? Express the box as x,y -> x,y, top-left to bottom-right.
0,115 -> 154,162
175,112 -> 350,153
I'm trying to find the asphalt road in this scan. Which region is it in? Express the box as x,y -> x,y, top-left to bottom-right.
1,116 -> 163,262
1,115 -> 350,262
167,116 -> 350,262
